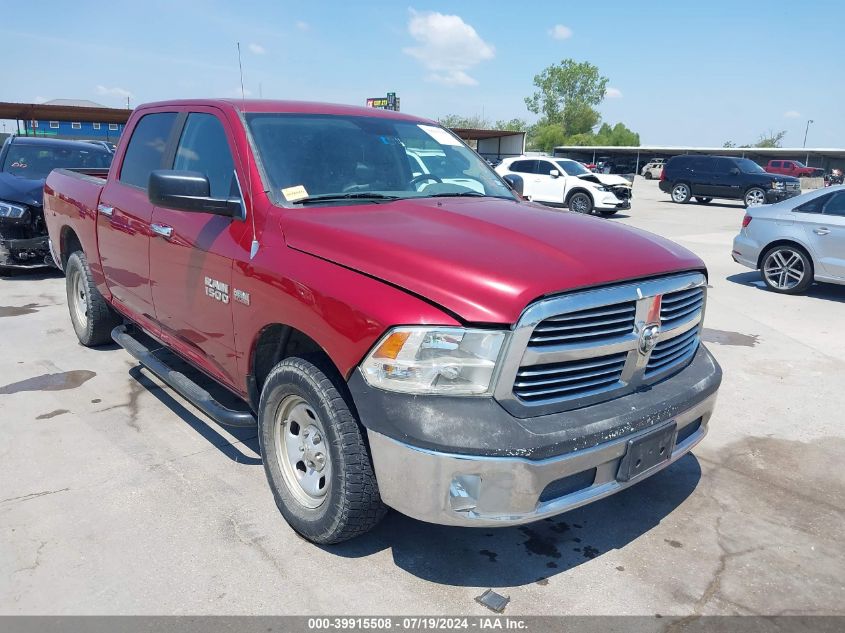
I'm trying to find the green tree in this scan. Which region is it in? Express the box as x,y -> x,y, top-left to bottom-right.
593,122 -> 640,146
524,59 -> 609,128
723,141 -> 737,148
753,130 -> 787,148
492,118 -> 528,132
437,114 -> 490,129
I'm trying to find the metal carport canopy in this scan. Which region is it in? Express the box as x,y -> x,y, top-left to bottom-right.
553,145 -> 845,161
0,101 -> 132,125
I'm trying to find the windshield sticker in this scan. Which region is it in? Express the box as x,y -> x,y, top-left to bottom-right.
281,185 -> 309,202
418,125 -> 461,147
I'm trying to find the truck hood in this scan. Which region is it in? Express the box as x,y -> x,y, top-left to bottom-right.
283,197 -> 703,324
0,172 -> 45,207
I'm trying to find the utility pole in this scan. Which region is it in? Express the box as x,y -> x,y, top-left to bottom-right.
803,119 -> 813,148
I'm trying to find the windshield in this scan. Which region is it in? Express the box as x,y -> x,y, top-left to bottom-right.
791,160 -> 806,167
736,158 -> 765,174
555,159 -> 591,176
246,114 -> 514,204
1,143 -> 112,179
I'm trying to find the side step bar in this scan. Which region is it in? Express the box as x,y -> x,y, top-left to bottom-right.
111,325 -> 256,428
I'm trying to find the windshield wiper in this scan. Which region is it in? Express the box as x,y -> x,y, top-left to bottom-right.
424,191 -> 497,198
291,192 -> 401,205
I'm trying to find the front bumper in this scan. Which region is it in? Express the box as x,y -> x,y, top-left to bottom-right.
595,191 -> 630,210
765,189 -> 800,203
0,233 -> 53,268
353,345 -> 721,527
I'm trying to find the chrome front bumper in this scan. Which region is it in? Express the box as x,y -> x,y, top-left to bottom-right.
367,391 -> 716,527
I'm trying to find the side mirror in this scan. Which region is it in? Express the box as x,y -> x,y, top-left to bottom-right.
729,167 -> 740,175
148,170 -> 243,217
502,174 -> 524,196
549,169 -> 560,178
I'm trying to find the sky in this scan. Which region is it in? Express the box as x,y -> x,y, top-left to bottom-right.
1,0 -> 840,147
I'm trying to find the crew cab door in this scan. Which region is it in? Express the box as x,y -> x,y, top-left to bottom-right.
532,160 -> 566,203
801,191 -> 845,279
148,110 -> 247,388
707,157 -> 743,198
97,111 -> 178,328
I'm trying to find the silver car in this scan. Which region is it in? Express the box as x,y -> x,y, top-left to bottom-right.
732,186 -> 845,294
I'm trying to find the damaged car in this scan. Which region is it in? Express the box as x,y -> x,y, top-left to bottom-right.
496,156 -> 632,216
0,136 -> 112,272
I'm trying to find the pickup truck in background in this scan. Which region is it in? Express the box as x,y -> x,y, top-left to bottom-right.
44,99 -> 722,544
765,159 -> 823,178
0,136 -> 111,271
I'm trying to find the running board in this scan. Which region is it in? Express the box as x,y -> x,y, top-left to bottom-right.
111,325 -> 256,428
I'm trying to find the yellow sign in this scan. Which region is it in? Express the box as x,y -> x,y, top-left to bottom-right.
281,185 -> 309,202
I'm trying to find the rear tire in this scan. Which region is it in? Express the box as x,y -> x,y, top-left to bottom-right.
258,357 -> 386,544
65,251 -> 121,347
568,191 -> 593,214
695,197 -> 713,204
671,183 -> 692,204
761,245 -> 813,294
644,172 -> 653,180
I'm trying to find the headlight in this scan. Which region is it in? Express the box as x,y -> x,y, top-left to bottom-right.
595,186 -> 609,192
361,327 -> 507,395
770,181 -> 785,190
0,201 -> 27,218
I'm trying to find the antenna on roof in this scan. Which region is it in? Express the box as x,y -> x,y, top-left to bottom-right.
237,41 -> 259,260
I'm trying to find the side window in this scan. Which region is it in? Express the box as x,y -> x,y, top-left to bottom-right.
822,191 -> 845,217
539,161 -> 557,175
712,158 -> 733,175
510,160 -> 535,174
783,162 -> 792,169
690,157 -> 712,172
119,112 -> 177,189
771,161 -> 781,168
173,113 -> 236,199
794,193 -> 830,215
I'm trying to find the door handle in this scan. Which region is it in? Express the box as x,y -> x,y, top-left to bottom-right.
150,223 -> 173,239
97,204 -> 114,217
814,227 -> 830,236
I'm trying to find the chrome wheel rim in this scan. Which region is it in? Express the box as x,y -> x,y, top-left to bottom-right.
763,249 -> 805,290
672,185 -> 689,202
745,189 -> 766,207
571,194 -> 590,213
70,268 -> 88,329
274,395 -> 331,508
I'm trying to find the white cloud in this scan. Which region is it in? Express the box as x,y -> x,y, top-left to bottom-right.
403,9 -> 494,86
549,24 -> 573,40
33,96 -> 47,104
295,20 -> 309,31
605,87 -> 622,99
784,110 -> 801,119
248,43 -> 266,55
96,85 -> 132,99
229,86 -> 253,98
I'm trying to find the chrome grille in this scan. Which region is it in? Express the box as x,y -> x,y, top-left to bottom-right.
646,328 -> 699,377
660,287 -> 704,330
785,182 -> 801,192
529,301 -> 636,347
497,272 -> 708,416
513,352 -> 627,402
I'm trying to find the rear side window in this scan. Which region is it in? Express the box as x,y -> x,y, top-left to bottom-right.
119,112 -> 177,189
509,160 -> 536,174
771,161 -> 781,168
690,157 -> 713,172
794,193 -> 829,214
823,191 -> 845,216
173,113 -> 236,199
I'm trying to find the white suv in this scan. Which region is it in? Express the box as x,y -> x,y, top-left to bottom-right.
640,159 -> 665,180
495,156 -> 632,216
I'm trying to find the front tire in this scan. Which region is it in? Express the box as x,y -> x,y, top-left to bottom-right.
761,245 -> 813,294
644,171 -> 653,180
744,187 -> 767,208
258,357 -> 386,544
671,183 -> 692,204
568,191 -> 593,214
65,251 -> 121,346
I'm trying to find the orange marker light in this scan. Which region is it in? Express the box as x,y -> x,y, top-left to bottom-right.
373,331 -> 411,359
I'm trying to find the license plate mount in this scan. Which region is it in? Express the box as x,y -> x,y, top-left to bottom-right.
616,422 -> 677,483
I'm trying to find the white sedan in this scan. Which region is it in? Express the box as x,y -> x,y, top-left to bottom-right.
732,186 -> 845,293
495,156 -> 632,216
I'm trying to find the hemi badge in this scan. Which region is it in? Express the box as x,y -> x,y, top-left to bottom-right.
234,289 -> 251,306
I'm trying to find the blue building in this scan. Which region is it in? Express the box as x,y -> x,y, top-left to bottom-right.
21,99 -> 126,141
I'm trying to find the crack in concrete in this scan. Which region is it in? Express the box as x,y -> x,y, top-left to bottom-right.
0,488 -> 70,504
13,540 -> 47,574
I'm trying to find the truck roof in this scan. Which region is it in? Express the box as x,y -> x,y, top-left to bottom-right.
6,136 -> 111,150
135,99 -> 434,124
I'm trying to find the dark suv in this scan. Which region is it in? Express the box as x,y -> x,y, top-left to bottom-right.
659,155 -> 801,208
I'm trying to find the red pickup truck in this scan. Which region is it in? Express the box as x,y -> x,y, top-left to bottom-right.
764,159 -> 823,178
44,99 -> 721,543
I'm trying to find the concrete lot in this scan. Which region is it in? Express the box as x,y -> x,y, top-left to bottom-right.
1,179 -> 843,616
